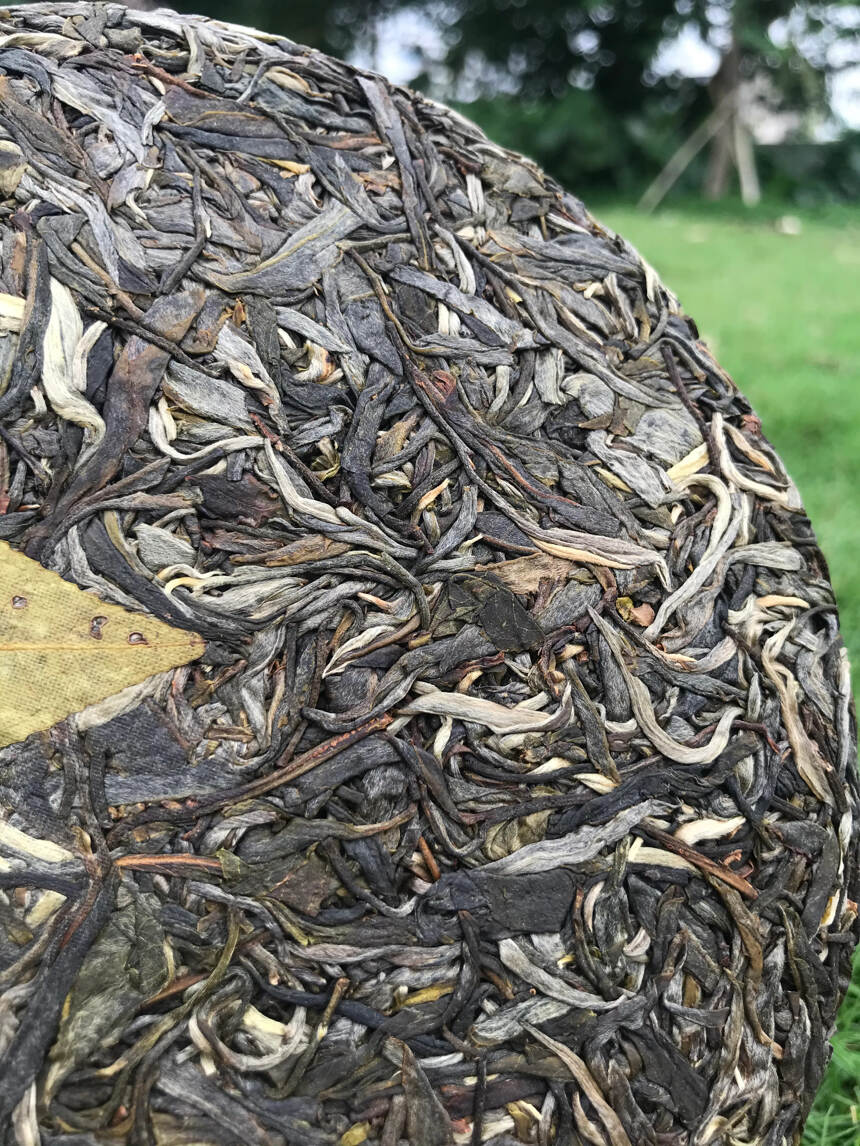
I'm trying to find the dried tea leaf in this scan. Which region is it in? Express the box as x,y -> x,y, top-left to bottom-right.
473,551 -> 573,593
484,810 -> 552,860
478,588 -> 543,651
0,291 -> 25,332
0,140 -> 26,195
46,888 -> 168,1093
616,595 -> 656,627
0,9 -> 852,1146
0,541 -> 203,746
401,1041 -> 455,1146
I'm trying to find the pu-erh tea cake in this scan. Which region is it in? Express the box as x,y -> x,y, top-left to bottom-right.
0,4 -> 856,1145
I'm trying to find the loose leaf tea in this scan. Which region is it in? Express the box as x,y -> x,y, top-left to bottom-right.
0,540 -> 204,746
0,5 -> 855,1146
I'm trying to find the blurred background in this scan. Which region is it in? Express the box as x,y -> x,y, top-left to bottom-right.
60,0 -> 860,1138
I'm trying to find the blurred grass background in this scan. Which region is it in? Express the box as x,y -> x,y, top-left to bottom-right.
595,200 -> 860,1144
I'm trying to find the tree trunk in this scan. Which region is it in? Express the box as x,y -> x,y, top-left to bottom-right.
638,98 -> 733,213
704,113 -> 735,199
703,41 -> 741,201
733,115 -> 761,206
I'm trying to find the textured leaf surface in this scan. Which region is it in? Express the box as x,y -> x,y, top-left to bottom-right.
47,889 -> 168,1090
0,541 -> 203,746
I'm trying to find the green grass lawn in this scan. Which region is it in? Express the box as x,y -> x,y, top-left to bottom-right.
595,201 -> 860,1145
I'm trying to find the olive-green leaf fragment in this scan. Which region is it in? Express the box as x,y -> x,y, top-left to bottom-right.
484,810 -> 552,861
400,1040 -> 455,1146
479,588 -> 543,652
0,540 -> 204,747
46,888 -> 168,1092
266,853 -> 340,915
215,847 -> 248,883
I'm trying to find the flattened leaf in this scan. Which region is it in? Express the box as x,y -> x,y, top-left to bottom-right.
229,852 -> 340,916
0,541 -> 203,747
266,853 -> 340,915
401,1041 -> 454,1146
616,595 -> 656,627
474,551 -> 572,594
46,888 -> 168,1090
479,588 -> 543,651
484,810 -> 551,861
203,202 -> 361,294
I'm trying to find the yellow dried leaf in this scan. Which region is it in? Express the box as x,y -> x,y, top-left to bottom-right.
25,888 -> 66,928
0,141 -> 26,196
595,466 -> 632,493
0,291 -> 25,332
264,67 -> 314,94
616,595 -> 634,620
339,1125 -> 370,1146
416,477 -> 449,513
507,1100 -> 541,1137
484,811 -> 551,860
535,539 -> 636,569
0,820 -> 74,863
667,441 -> 709,483
616,596 -> 655,627
0,541 -> 204,747
271,159 -> 312,175
400,982 -> 455,1007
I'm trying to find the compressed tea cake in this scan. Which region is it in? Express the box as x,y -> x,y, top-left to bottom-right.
0,5 -> 856,1145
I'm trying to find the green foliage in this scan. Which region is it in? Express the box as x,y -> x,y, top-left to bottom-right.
452,91 -> 636,192
759,132 -> 860,203
166,0 -> 402,60
450,97 -> 860,205
436,0 -> 860,202
423,0 -> 681,107
804,951 -> 860,1145
684,0 -> 833,114
455,89 -> 724,196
